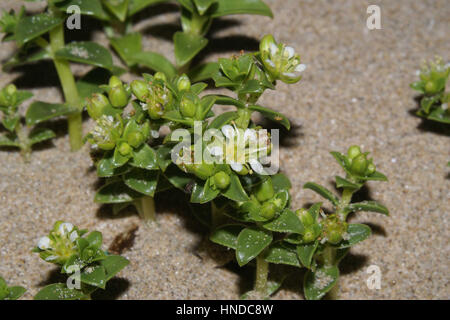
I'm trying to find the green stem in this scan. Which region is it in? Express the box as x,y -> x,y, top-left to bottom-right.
211,202 -> 224,230
136,196 -> 156,225
15,124 -> 31,162
322,246 -> 339,300
49,23 -> 83,151
255,254 -> 269,296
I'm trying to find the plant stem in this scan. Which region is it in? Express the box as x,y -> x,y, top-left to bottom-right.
210,202 -> 224,230
323,246 -> 339,300
255,254 -> 269,297
136,196 -> 156,225
15,124 -> 31,162
49,23 -> 83,151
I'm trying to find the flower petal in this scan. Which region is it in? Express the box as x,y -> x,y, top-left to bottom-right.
38,236 -> 51,250
230,162 -> 244,173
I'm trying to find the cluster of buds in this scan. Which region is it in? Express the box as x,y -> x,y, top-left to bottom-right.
251,178 -> 288,220
131,72 -> 174,120
416,58 -> 449,95
103,76 -> 131,109
259,34 -> 306,84
344,145 -> 376,178
34,222 -> 85,266
297,208 -> 322,243
0,84 -> 17,110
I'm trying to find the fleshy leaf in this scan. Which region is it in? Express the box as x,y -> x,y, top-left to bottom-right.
211,0 -> 273,18
130,144 -> 158,170
304,266 -> 339,300
296,241 -> 318,268
188,62 -> 220,82
80,265 -> 107,289
55,0 -> 109,20
264,241 -> 300,267
263,209 -> 303,234
248,105 -> 290,130
221,173 -> 250,202
345,201 -> 389,216
123,168 -> 159,196
190,178 -> 220,203
337,224 -> 371,249
103,0 -> 129,22
131,51 -> 177,78
236,227 -> 272,266
210,224 -> 244,249
25,102 -> 74,126
174,31 -> 208,67
29,128 -> 55,145
303,182 -> 339,206
128,0 -> 168,16
34,283 -> 86,300
55,42 -> 113,70
95,181 -> 141,203
16,14 -> 64,46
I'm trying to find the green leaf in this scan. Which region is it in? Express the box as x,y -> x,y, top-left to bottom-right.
263,209 -> 303,234
345,201 -> 389,216
131,51 -> 177,78
335,176 -> 362,190
103,0 -> 129,21
198,95 -> 217,119
271,173 -> 292,192
248,105 -> 290,130
221,173 -> 250,202
174,31 -> 208,67
365,171 -> 388,182
307,202 -> 322,221
110,33 -> 142,66
130,144 -> 158,170
3,49 -> 51,71
95,181 -> 141,203
16,14 -> 64,46
210,224 -> 244,249
410,81 -> 424,93
188,62 -> 220,82
191,82 -> 208,95
303,182 -> 339,206
296,241 -> 318,268
1,115 -> 19,132
163,165 -> 192,190
97,154 -> 131,177
428,106 -> 450,124
190,178 -> 220,203
236,227 -> 272,266
55,42 -> 113,70
123,168 -> 159,196
25,101 -> 74,126
213,95 -> 246,108
155,145 -> 173,172
34,283 -> 86,300
208,111 -> 238,129
211,0 -> 273,18
264,241 -> 300,267
100,255 -> 130,281
29,128 -> 55,145
337,224 -> 371,249
56,0 -> 109,20
80,265 -> 107,289
128,0 -> 168,16
193,0 -> 216,15
7,286 -> 26,300
17,91 -> 34,105
177,0 -> 195,12
304,266 -> 339,300
0,134 -> 20,147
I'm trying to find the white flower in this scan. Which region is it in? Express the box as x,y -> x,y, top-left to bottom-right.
441,103 -> 448,110
37,236 -> 51,250
58,222 -> 74,235
69,230 -> 79,242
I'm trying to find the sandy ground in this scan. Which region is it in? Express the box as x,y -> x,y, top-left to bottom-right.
0,0 -> 449,299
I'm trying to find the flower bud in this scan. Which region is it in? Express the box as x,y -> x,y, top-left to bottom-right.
366,163 -> 376,175
255,178 -> 275,203
109,86 -> 129,108
324,217 -> 347,245
193,163 -> 215,180
0,84 -> 17,107
259,34 -> 276,54
350,154 -> 369,176
180,96 -> 197,118
131,80 -> 149,101
424,80 -> 437,94
347,145 -> 361,160
213,171 -> 230,190
177,74 -> 191,92
109,75 -> 123,88
127,131 -> 145,148
118,142 -> 132,156
148,103 -> 164,120
260,201 -> 277,220
302,227 -> 316,243
86,93 -> 110,120
154,72 -> 167,82
297,208 -> 314,227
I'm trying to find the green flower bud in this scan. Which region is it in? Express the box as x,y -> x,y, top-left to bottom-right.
118,142 -> 132,156
424,81 -> 437,94
86,93 -> 110,120
89,115 -> 123,150
297,208 -> 314,227
366,163 -> 376,175
127,131 -> 145,148
131,80 -> 149,101
0,84 -> 17,107
302,227 -> 316,243
324,217 -> 347,245
350,154 -> 368,176
347,145 -> 361,160
259,34 -> 276,54
109,86 -> 129,108
180,96 -> 197,118
193,163 -> 215,180
260,201 -> 277,220
109,75 -> 123,88
148,103 -> 164,120
154,72 -> 167,82
255,178 -> 275,203
213,171 -> 230,190
177,74 -> 191,92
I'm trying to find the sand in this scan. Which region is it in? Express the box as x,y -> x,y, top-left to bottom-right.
0,0 -> 449,299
